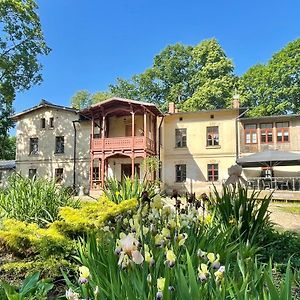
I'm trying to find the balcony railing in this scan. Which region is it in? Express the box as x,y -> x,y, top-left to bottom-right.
92,136 -> 155,152
247,177 -> 300,191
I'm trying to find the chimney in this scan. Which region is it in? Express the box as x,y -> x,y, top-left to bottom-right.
232,94 -> 240,109
168,102 -> 176,114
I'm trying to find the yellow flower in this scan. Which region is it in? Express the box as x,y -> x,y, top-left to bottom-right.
214,266 -> 225,282
177,233 -> 188,246
157,277 -> 165,291
198,263 -> 209,282
162,227 -> 171,239
207,252 -> 221,269
79,266 -> 90,279
166,249 -> 176,267
169,219 -> 177,229
205,214 -> 212,224
151,195 -> 163,210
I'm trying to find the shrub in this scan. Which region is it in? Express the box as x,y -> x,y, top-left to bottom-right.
56,197 -> 138,236
212,185 -> 272,243
0,174 -> 80,227
0,219 -> 74,258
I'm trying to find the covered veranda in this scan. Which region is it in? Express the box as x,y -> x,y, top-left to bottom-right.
237,150 -> 300,191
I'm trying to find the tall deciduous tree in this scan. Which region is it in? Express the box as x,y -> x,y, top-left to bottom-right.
71,90 -> 113,109
110,39 -> 236,111
240,39 -> 300,116
0,0 -> 50,159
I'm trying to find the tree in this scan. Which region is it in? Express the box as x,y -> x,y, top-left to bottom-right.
240,38 -> 300,116
183,39 -> 237,111
0,136 -> 15,160
71,90 -> 113,109
110,40 -> 236,111
0,0 -> 50,159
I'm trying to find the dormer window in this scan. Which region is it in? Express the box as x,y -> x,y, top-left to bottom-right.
49,117 -> 54,128
41,118 -> 46,129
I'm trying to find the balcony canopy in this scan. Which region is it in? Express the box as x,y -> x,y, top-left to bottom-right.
80,97 -> 163,118
237,150 -> 300,167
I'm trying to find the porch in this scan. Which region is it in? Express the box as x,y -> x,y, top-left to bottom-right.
92,136 -> 155,154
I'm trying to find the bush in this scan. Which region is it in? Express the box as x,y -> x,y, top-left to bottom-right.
0,219 -> 74,258
0,174 -> 80,227
56,197 -> 138,236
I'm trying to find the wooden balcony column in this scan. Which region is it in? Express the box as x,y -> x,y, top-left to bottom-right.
101,114 -> 106,152
101,155 -> 105,187
90,114 -> 95,190
131,110 -> 135,179
143,109 -> 147,149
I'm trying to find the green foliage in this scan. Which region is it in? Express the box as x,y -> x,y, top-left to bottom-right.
0,257 -> 74,283
103,175 -> 157,204
260,229 -> 300,271
110,39 -> 236,111
240,38 -> 300,116
0,174 -> 80,226
0,219 -> 74,258
71,90 -> 113,109
0,272 -> 53,300
0,0 -> 50,158
212,185 -> 272,243
0,136 -> 15,160
56,197 -> 138,236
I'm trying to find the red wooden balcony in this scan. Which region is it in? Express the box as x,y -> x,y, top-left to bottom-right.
92,136 -> 155,152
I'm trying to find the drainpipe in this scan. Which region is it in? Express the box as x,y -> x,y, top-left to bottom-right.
72,120 -> 80,190
158,115 -> 165,180
235,108 -> 249,161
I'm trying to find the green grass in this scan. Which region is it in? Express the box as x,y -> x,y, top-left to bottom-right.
274,203 -> 300,214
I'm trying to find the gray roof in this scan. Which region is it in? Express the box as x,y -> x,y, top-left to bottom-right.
237,150 -> 300,167
11,100 -> 78,120
0,160 -> 16,170
239,113 -> 300,122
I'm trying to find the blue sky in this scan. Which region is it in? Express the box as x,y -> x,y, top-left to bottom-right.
13,0 -> 300,115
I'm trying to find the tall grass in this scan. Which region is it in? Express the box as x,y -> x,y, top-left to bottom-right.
0,174 -> 80,227
212,184 -> 272,244
103,175 -> 158,203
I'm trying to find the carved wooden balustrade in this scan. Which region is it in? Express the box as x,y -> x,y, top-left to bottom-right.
92,136 -> 155,153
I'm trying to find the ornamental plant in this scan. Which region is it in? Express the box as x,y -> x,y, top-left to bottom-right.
0,174 -> 80,227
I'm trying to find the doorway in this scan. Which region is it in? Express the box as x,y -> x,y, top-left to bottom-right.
121,163 -> 140,178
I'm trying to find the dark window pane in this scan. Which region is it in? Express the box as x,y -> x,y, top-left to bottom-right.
55,136 -> 64,154
175,129 -> 187,148
29,138 -> 39,155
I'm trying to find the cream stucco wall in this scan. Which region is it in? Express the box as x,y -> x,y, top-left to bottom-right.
161,110 -> 239,195
15,107 -> 91,191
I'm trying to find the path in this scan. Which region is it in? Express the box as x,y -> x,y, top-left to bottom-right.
269,203 -> 300,232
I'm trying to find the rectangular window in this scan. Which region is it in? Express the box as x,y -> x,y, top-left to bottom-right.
175,164 -> 186,182
28,168 -> 37,179
55,136 -> 64,154
244,124 -> 257,144
49,117 -> 54,128
207,126 -> 219,146
41,118 -> 46,129
208,164 -> 219,181
175,128 -> 187,148
29,138 -> 39,155
93,167 -> 99,181
276,122 -> 289,143
0,171 -> 3,181
55,168 -> 63,183
260,123 -> 273,143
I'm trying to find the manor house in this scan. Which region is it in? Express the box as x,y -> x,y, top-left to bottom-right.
8,97 -> 300,195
